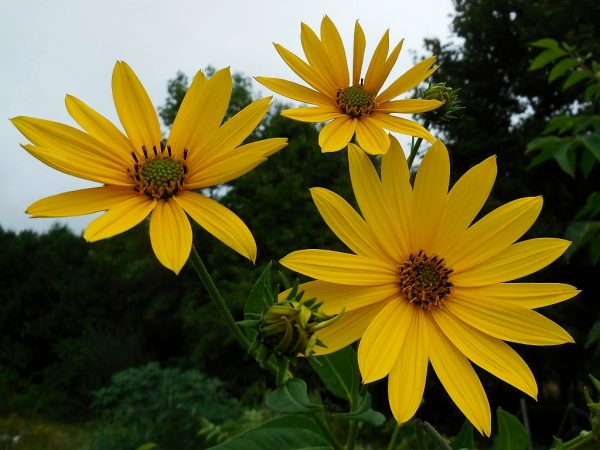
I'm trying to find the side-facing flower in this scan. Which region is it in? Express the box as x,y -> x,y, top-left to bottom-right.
12,62 -> 287,274
280,137 -> 578,435
256,16 -> 442,155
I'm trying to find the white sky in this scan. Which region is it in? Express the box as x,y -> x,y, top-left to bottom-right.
1,0 -> 455,234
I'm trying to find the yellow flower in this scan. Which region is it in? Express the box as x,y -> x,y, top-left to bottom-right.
12,61 -> 287,274
256,16 -> 442,155
280,137 -> 578,435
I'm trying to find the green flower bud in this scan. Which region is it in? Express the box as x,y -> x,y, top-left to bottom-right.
422,82 -> 464,122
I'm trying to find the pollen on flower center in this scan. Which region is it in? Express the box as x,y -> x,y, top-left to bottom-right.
129,141 -> 188,199
336,86 -> 376,118
398,250 -> 453,310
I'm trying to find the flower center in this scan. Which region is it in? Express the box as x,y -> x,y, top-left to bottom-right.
336,86 -> 375,118
398,250 -> 453,310
129,141 -> 188,199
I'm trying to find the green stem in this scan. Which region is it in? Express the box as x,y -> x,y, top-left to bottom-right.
345,375 -> 361,450
558,431 -> 599,450
415,420 -> 427,450
312,413 -> 344,450
386,422 -> 402,450
190,246 -> 251,351
406,120 -> 431,170
416,419 -> 452,450
276,358 -> 289,386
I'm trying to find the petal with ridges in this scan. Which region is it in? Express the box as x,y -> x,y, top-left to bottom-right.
112,61 -> 162,151
363,30 -> 389,94
358,298 -> 414,383
452,238 -> 570,286
355,118 -> 391,155
300,23 -> 339,91
318,116 -> 357,152
411,141 -> 449,252
377,99 -> 443,113
255,76 -> 332,105
445,293 -> 574,345
65,95 -> 135,161
432,309 -> 537,398
369,112 -> 435,143
149,199 -> 192,274
352,21 -> 366,86
432,155 -> 497,256
313,300 -> 389,356
429,321 -> 492,436
279,280 -> 398,315
27,186 -> 135,217
368,38 -> 404,95
320,16 -> 349,88
83,195 -> 155,242
453,283 -> 580,309
280,249 -> 398,286
281,106 -> 342,123
388,309 -> 429,423
377,56 -> 437,103
175,190 -> 256,263
310,187 -> 388,260
445,197 -> 543,273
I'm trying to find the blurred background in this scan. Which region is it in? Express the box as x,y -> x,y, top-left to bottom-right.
1,0 -> 599,448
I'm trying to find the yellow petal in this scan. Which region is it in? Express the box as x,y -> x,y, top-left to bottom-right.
381,136 -> 413,261
255,76 -> 332,105
149,199 -> 192,274
27,186 -> 135,217
280,249 -> 398,286
279,280 -> 398,315
112,61 -> 162,151
300,22 -> 340,91
452,238 -> 570,286
355,118 -> 391,155
348,144 -> 405,261
281,105 -> 342,123
65,95 -> 135,161
432,309 -> 537,398
320,16 -> 349,88
358,298 -> 414,383
83,195 -> 156,242
174,190 -> 256,262
352,20 -> 366,86
445,197 -> 543,273
432,155 -> 497,255
388,309 -> 429,423
310,187 -> 388,260
169,67 -> 232,163
411,140 -> 449,252
377,56 -> 437,103
377,99 -> 443,113
453,283 -> 580,309
318,116 -> 357,152
374,39 -> 404,94
274,44 -> 336,98
313,301 -> 388,356
369,112 -> 435,143
22,144 -> 131,186
363,30 -> 390,95
445,292 -> 574,345
428,320 -> 492,436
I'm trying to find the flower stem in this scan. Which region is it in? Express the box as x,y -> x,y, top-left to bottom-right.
406,120 -> 431,170
189,246 -> 251,351
558,431 -> 599,450
416,419 -> 452,450
345,372 -> 361,450
386,422 -> 402,450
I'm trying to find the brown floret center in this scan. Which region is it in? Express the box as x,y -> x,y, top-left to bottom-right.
399,250 -> 453,310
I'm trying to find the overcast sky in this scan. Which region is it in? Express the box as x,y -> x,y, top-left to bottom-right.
1,0 -> 455,234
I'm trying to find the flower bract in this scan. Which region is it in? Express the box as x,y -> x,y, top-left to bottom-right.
256,16 -> 442,154
12,61 -> 287,274
280,137 -> 578,435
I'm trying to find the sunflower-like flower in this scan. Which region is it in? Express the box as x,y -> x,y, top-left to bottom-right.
12,62 -> 287,274
256,16 -> 442,155
280,137 -> 578,435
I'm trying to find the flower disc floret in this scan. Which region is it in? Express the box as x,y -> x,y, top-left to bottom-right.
336,86 -> 375,118
399,250 -> 453,310
135,157 -> 185,199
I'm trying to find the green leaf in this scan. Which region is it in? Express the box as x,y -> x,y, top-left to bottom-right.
309,346 -> 358,401
207,415 -> 333,450
584,84 -> 600,102
333,391 -> 386,426
543,115 -> 572,134
526,135 -> 565,153
592,233 -> 600,265
450,421 -> 474,450
585,321 -> 600,348
548,58 -> 578,82
530,48 -> 567,71
581,148 -> 597,178
574,192 -> 600,220
580,134 -> 600,162
562,69 -> 589,90
491,409 -> 529,450
136,444 -> 158,450
552,140 -> 577,177
565,220 -> 600,260
266,378 -> 322,414
531,38 -> 560,50
245,262 -> 273,319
